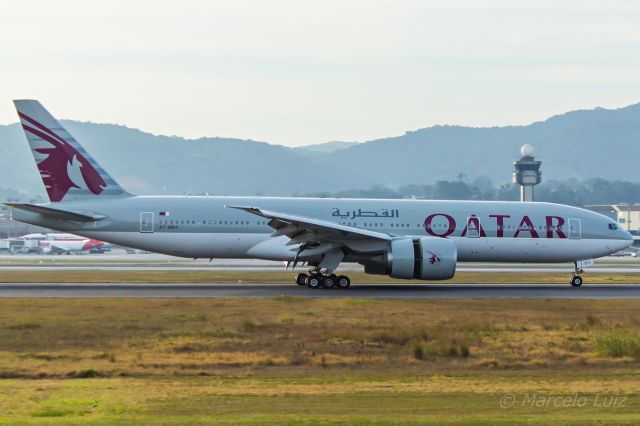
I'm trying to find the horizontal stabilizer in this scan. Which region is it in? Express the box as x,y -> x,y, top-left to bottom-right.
5,203 -> 106,222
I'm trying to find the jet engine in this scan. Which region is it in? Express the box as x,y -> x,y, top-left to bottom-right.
363,237 -> 457,280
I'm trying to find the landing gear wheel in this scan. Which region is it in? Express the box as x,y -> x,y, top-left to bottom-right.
305,274 -> 322,289
337,275 -> 351,289
322,275 -> 335,289
570,275 -> 583,287
295,273 -> 308,286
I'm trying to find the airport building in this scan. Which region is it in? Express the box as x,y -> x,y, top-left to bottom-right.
584,204 -> 640,234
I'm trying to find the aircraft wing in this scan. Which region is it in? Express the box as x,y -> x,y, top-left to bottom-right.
226,206 -> 391,262
227,206 -> 391,241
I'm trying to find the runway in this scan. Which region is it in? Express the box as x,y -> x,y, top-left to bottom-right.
3,266 -> 640,274
2,253 -> 640,273
2,283 -> 640,298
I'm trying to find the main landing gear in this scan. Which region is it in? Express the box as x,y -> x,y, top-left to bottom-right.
570,262 -> 584,287
295,270 -> 351,289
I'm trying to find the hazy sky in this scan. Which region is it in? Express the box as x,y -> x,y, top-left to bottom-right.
1,0 -> 639,146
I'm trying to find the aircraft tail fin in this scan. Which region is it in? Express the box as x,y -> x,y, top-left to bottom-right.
13,100 -> 131,202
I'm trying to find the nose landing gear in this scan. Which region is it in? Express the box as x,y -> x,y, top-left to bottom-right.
570,274 -> 583,287
570,262 -> 584,287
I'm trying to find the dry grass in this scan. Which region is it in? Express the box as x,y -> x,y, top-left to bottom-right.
0,298 -> 639,378
1,298 -> 640,424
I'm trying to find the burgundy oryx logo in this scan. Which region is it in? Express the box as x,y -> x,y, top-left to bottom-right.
426,250 -> 440,265
18,112 -> 106,201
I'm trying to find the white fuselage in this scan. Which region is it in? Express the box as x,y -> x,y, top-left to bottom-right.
12,196 -> 633,263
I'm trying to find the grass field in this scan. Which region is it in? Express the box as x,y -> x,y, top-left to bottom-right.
1,269 -> 640,284
0,298 -> 639,424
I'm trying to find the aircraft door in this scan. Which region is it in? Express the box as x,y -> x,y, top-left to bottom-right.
140,212 -> 154,233
466,216 -> 481,238
568,218 -> 581,239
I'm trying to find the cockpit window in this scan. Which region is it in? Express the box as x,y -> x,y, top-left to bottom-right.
608,223 -> 620,230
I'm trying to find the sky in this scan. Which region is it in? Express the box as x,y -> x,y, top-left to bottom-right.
1,0 -> 639,146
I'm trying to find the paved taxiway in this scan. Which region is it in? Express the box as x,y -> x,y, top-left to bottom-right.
2,283 -> 640,298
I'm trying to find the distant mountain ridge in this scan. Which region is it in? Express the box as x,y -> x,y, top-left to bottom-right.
1,103 -> 639,198
298,141 -> 359,154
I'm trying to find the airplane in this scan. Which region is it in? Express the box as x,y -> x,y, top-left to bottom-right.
38,237 -> 106,255
5,100 -> 633,288
21,232 -> 107,254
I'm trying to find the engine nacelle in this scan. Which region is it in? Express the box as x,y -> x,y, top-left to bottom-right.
388,237 -> 457,280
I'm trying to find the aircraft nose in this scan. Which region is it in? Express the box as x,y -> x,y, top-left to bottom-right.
606,230 -> 634,255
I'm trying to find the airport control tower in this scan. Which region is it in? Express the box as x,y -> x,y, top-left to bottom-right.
512,144 -> 542,202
